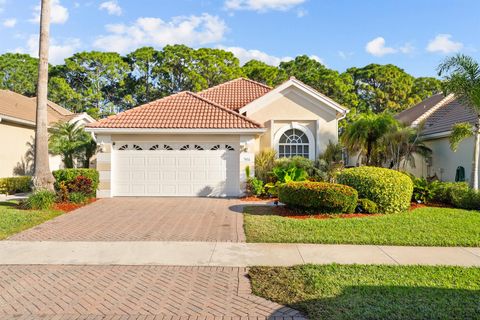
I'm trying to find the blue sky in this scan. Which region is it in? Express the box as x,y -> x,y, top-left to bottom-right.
0,0 -> 478,77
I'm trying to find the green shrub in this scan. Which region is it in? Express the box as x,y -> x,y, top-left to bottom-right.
274,156 -> 319,179
357,198 -> 378,214
255,149 -> 276,182
0,176 -> 32,194
410,176 -> 433,203
68,192 -> 88,204
23,190 -> 56,210
430,181 -> 469,205
53,169 -> 99,195
337,166 -> 413,214
265,165 -> 308,196
450,187 -> 480,210
249,177 -> 266,196
279,181 -> 358,214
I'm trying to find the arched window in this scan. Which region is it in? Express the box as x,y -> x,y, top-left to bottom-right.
278,128 -> 310,158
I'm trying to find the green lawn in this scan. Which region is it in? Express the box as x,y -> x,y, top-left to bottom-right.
0,201 -> 62,240
250,264 -> 480,320
244,206 -> 480,246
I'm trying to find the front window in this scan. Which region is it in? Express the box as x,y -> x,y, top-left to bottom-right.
278,128 -> 309,158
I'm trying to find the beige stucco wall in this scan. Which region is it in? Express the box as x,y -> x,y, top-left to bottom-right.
403,136 -> 476,183
0,122 -> 35,177
0,122 -> 64,178
247,87 -> 338,158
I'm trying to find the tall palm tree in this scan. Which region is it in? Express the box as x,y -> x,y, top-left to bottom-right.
341,112 -> 398,165
33,0 -> 54,191
438,54 -> 480,189
49,121 -> 92,168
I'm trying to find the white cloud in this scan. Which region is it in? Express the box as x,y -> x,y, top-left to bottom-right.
20,34 -> 81,64
426,34 -> 463,54
365,37 -> 397,57
296,8 -> 307,17
225,0 -> 305,12
99,1 -> 122,16
3,18 -> 17,28
218,46 -> 292,65
30,0 -> 69,24
219,46 -> 324,67
93,14 -> 227,53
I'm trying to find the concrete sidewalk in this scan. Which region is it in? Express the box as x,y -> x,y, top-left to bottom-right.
1,241 -> 480,267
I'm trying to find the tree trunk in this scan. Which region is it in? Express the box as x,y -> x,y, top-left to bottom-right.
33,0 -> 55,191
471,117 -> 480,190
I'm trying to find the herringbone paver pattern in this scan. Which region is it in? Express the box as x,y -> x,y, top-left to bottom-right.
0,266 -> 304,319
9,197 -> 245,242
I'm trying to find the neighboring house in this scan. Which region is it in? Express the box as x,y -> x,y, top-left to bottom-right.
86,77 -> 349,198
0,90 -> 94,178
396,93 -> 477,182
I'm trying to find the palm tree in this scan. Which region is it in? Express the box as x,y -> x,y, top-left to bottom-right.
33,0 -> 55,191
49,121 -> 92,168
341,112 -> 398,166
380,125 -> 432,170
438,54 -> 480,189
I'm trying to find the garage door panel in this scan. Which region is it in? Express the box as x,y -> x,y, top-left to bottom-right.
113,143 -> 239,197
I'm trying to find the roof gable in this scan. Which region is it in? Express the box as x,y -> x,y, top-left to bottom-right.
197,78 -> 271,111
238,77 -> 349,117
87,91 -> 263,129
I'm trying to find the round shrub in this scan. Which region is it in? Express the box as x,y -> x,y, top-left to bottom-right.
69,192 -> 88,204
278,181 -> 358,214
337,166 -> 413,214
356,198 -> 378,214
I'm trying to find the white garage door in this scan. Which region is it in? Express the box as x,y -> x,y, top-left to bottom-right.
112,142 -> 240,197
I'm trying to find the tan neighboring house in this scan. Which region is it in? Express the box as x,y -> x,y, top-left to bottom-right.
0,90 -> 94,178
86,77 -> 349,198
396,93 -> 477,182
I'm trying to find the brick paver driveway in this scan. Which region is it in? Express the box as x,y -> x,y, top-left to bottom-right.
0,265 -> 304,319
9,197 -> 246,242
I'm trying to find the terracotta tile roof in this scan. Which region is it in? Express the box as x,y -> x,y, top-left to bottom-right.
422,97 -> 477,136
197,78 -> 271,111
0,89 -> 73,125
87,91 -> 263,129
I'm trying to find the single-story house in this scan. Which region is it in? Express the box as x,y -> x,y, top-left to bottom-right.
86,77 -> 349,198
0,89 -> 94,178
396,93 -> 478,182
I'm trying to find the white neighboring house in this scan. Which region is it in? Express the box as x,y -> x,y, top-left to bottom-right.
86,77 -> 349,198
396,93 -> 477,182
0,90 -> 94,178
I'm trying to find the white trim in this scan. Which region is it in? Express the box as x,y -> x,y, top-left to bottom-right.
85,128 -> 266,134
411,93 -> 455,127
0,114 -> 36,127
68,112 -> 96,125
421,131 -> 452,140
239,78 -> 349,117
273,123 -> 315,160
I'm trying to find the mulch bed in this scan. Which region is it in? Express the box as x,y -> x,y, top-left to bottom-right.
240,196 -> 278,202
247,201 -> 451,220
53,198 -> 97,212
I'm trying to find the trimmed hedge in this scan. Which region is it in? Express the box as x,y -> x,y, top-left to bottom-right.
279,181 -> 358,214
430,181 -> 469,205
0,176 -> 32,194
337,166 -> 413,214
52,169 -> 99,194
450,187 -> 480,210
357,198 -> 378,214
